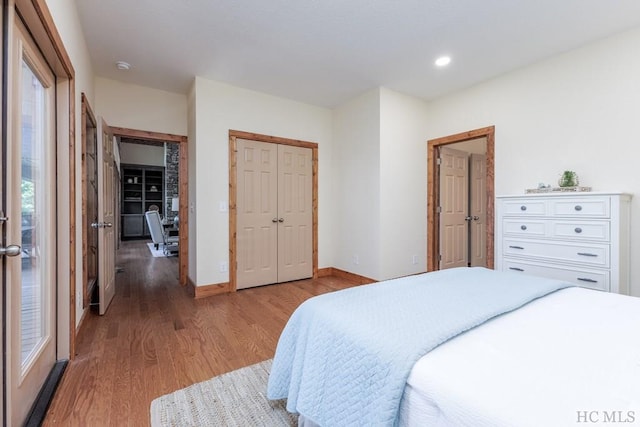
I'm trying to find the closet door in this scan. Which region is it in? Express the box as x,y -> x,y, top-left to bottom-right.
237,139 -> 278,289
236,139 -> 313,289
277,144 -> 313,282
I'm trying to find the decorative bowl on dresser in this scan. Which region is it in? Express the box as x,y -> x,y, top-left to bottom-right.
495,192 -> 631,294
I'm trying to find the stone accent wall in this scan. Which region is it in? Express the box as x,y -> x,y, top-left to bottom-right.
164,143 -> 180,220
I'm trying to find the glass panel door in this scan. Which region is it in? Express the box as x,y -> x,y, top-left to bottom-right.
5,17 -> 57,426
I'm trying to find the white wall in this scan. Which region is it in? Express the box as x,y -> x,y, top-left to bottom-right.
119,142 -> 164,166
45,0 -> 96,342
330,88 -> 429,281
191,77 -> 333,286
332,89 -> 381,278
94,77 -> 187,136
448,137 -> 487,155
423,27 -> 640,296
379,88 -> 430,280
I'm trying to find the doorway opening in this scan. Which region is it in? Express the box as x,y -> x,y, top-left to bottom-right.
110,127 -> 188,287
427,126 -> 495,272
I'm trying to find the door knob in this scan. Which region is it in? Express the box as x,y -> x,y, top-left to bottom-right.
91,222 -> 113,228
0,245 -> 21,257
472,216 -> 480,221
278,218 -> 284,223
464,216 -> 472,221
272,218 -> 278,223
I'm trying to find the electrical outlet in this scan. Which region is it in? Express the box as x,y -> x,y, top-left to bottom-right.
353,255 -> 359,265
219,261 -> 228,272
412,254 -> 418,265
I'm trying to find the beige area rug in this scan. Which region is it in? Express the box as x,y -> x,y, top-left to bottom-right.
150,359 -> 297,427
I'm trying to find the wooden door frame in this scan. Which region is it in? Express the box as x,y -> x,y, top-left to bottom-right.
427,126 -> 495,272
229,130 -> 318,292
109,127 -> 189,288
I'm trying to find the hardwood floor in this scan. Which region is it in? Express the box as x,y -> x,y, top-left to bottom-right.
44,240 -> 359,426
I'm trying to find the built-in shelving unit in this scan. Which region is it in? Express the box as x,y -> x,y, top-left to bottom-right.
121,164 -> 165,238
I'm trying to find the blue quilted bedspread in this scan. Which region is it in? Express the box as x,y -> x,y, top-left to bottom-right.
267,267 -> 572,427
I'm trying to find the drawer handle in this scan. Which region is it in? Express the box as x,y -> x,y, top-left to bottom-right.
577,277 -> 598,283
574,227 -> 582,233
520,225 -> 527,231
577,252 -> 598,257
520,205 -> 527,211
575,205 -> 582,211
509,267 -> 524,272
509,245 -> 524,250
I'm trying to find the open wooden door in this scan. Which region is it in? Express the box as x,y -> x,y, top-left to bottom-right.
438,147 -> 469,269
469,153 -> 487,267
96,118 -> 116,314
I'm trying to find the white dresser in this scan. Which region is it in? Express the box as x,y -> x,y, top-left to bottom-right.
495,192 -> 631,294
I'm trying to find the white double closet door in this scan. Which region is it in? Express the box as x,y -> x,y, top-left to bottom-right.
237,139 -> 313,289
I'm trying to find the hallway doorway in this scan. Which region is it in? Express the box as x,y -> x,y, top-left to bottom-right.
109,127 -> 188,287
427,126 -> 495,271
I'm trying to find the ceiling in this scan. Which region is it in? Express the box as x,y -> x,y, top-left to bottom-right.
75,0 -> 640,107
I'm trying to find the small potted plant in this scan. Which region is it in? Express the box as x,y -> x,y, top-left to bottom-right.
558,170 -> 578,188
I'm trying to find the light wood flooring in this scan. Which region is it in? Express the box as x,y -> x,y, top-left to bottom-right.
44,240 -> 359,426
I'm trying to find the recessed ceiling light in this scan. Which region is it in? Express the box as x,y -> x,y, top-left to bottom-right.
435,56 -> 451,67
115,61 -> 131,71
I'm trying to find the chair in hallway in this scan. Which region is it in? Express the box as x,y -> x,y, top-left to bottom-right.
144,210 -> 179,255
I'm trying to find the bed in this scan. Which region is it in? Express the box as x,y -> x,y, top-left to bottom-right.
267,267 -> 640,427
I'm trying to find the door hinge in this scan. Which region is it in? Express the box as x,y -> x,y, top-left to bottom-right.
437,206 -> 442,214
436,157 -> 442,165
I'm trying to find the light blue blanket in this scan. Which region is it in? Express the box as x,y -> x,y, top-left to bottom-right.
267,267 -> 572,427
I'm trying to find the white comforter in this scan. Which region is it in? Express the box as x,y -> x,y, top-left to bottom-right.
399,287 -> 640,426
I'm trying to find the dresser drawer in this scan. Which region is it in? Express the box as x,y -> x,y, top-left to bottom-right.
502,200 -> 546,216
503,219 -> 547,237
503,238 -> 609,267
502,259 -> 610,292
550,220 -> 610,242
550,197 -> 610,218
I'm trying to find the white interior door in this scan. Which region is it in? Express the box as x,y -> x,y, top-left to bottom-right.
3,17 -> 57,425
439,147 -> 469,269
469,153 -> 487,267
237,139 -> 278,289
277,144 -> 313,282
97,119 -> 116,314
